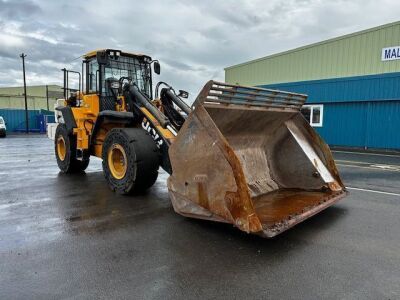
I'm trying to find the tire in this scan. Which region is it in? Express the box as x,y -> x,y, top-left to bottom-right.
55,124 -> 90,173
102,128 -> 159,195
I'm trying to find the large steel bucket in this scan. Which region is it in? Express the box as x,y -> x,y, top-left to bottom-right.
167,81 -> 347,237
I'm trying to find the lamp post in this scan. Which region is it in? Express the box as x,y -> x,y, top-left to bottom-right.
46,85 -> 49,111
20,53 -> 29,133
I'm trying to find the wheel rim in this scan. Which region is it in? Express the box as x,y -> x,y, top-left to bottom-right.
108,144 -> 127,179
57,136 -> 66,161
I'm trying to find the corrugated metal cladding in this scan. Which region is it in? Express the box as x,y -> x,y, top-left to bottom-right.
316,101 -> 400,149
260,72 -> 400,104
225,21 -> 400,86
0,109 -> 54,133
225,21 -> 400,150
261,72 -> 400,150
0,85 -> 63,110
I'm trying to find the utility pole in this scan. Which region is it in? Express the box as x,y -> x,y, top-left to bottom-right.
46,85 -> 49,111
20,53 -> 29,134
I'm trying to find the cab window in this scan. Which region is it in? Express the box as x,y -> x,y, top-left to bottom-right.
88,59 -> 99,93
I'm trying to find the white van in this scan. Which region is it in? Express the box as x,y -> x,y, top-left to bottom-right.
0,116 -> 6,137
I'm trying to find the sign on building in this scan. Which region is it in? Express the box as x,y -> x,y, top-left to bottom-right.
382,46 -> 400,61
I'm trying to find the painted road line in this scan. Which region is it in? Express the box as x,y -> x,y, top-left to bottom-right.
335,159 -> 387,165
347,187 -> 400,197
336,159 -> 400,166
336,163 -> 400,172
332,150 -> 400,158
336,159 -> 400,170
370,164 -> 400,171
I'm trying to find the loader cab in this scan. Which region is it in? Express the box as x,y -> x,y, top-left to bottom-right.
82,49 -> 158,110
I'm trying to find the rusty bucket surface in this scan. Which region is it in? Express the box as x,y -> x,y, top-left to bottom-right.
167,81 -> 347,237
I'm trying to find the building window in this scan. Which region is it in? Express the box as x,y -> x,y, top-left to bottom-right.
301,104 -> 323,127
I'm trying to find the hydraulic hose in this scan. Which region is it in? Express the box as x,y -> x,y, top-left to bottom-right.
162,89 -> 191,115
128,84 -> 170,129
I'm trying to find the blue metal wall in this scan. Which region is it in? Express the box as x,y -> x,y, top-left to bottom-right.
317,102 -> 367,147
367,100 -> 400,149
261,72 -> 400,104
316,101 -> 400,149
0,109 -> 54,133
260,72 -> 400,150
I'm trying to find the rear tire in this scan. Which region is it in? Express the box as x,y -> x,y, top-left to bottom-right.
55,124 -> 90,173
102,128 -> 159,195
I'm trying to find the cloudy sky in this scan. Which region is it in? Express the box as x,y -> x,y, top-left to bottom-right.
0,0 -> 399,98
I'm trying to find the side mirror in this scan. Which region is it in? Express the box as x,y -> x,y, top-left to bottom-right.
178,90 -> 189,98
153,61 -> 161,75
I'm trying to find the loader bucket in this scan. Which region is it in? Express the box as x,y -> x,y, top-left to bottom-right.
167,81 -> 347,237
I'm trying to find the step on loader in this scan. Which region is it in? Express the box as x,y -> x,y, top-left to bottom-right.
53,49 -> 347,237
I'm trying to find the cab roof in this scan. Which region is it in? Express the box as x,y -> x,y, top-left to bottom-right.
83,49 -> 151,60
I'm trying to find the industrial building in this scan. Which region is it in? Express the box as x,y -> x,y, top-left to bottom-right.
0,85 -> 62,132
0,85 -> 63,110
225,21 -> 400,151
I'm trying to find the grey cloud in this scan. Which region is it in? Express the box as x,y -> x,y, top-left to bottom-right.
0,47 -> 17,59
0,0 -> 41,20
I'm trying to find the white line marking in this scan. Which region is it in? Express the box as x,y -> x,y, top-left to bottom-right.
336,159 -> 400,167
336,163 -> 400,172
336,159 -> 380,165
370,164 -> 400,171
336,160 -> 400,170
347,187 -> 400,197
333,150 -> 400,158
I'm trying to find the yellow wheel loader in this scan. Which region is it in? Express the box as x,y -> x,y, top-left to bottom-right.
54,49 -> 347,237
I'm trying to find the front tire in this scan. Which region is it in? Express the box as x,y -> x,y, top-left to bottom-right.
55,124 -> 90,173
102,128 -> 159,195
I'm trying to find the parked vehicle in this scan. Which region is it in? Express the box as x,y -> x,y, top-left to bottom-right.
0,116 -> 6,137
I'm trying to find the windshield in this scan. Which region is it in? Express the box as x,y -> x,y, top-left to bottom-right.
0,117 -> 4,125
102,56 -> 152,98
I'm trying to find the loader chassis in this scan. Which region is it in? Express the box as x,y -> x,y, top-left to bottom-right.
54,49 -> 347,238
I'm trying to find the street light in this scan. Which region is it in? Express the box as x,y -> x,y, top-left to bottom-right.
20,53 -> 29,134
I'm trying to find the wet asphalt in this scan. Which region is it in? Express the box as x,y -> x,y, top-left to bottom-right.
0,136 -> 399,299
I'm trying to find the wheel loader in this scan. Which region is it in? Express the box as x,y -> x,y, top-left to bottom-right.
54,49 -> 347,237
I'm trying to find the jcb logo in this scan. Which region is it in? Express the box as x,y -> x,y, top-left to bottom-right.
142,120 -> 163,147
